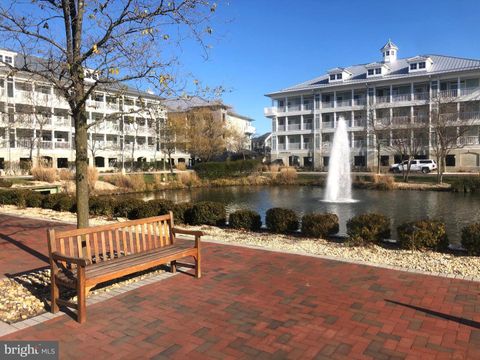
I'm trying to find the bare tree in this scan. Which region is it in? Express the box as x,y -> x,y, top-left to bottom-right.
160,111 -> 188,173
365,102 -> 389,174
227,127 -> 250,160
430,92 -> 473,184
0,1 -> 218,228
186,107 -> 229,162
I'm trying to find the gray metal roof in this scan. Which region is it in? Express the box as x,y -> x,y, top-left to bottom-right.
266,54 -> 480,97
161,96 -> 226,111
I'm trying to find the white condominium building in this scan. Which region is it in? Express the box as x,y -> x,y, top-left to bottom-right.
0,48 -> 191,172
264,41 -> 480,170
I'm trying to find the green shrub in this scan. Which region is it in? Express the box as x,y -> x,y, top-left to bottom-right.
346,213 -> 390,246
186,201 -> 226,226
89,196 -> 115,216
25,191 -> 44,208
128,199 -> 174,220
194,159 -> 261,180
301,213 -> 339,238
0,189 -> 25,205
451,177 -> 480,193
461,223 -> 480,256
112,198 -> 145,218
42,193 -> 75,212
265,208 -> 299,233
229,209 -> 262,231
172,202 -> 192,224
397,220 -> 449,251
0,179 -> 13,188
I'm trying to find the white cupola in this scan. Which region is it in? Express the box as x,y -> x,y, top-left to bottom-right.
380,39 -> 398,63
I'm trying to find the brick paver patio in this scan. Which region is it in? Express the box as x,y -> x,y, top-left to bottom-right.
1,214 -> 480,359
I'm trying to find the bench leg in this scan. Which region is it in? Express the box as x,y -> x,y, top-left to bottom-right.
50,269 -> 59,314
170,260 -> 177,273
77,267 -> 87,324
194,255 -> 201,279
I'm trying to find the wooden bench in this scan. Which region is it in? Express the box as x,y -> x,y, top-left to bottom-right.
47,212 -> 203,323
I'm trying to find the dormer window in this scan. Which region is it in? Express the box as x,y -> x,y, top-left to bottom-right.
368,69 -> 374,76
375,68 -> 381,75
327,68 -> 351,83
329,74 -> 335,81
407,56 -> 432,72
336,73 -> 342,80
419,62 -> 426,69
366,63 -> 390,77
410,63 -> 417,70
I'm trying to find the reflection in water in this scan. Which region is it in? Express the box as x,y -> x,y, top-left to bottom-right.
131,186 -> 480,245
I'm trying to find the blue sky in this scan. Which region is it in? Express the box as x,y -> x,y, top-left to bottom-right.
179,0 -> 480,135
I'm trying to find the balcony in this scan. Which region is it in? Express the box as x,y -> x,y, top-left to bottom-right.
438,89 -> 458,98
336,99 -> 352,107
459,136 -> 480,146
392,94 -> 411,102
303,102 -> 314,111
322,101 -> 334,109
322,121 -> 334,129
277,143 -> 286,150
376,95 -> 390,104
375,117 -> 390,126
54,140 -> 70,149
461,87 -> 480,96
322,141 -> 331,149
303,122 -> 313,130
245,125 -> 256,134
288,142 -> 301,150
353,98 -> 366,106
277,125 -> 286,132
105,141 -> 120,150
87,99 -> 104,109
39,141 -> 53,149
16,139 -> 33,148
391,116 -> 410,126
106,102 -> 119,111
413,92 -> 429,101
105,122 -> 120,132
53,117 -> 71,127
353,140 -> 365,148
287,123 -> 301,131
287,104 -> 301,112
302,142 -> 313,150
413,115 -> 429,124
459,111 -> 480,121
352,118 -> 366,127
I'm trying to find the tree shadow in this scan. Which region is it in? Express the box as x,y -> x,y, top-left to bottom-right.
385,299 -> 480,329
0,233 -> 50,264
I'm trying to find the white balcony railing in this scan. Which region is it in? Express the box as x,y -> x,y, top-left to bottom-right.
413,92 -> 429,100
439,89 -> 458,98
391,116 -> 410,126
39,141 -> 53,149
413,115 -> 429,124
353,98 -> 366,106
461,87 -> 480,96
322,141 -> 331,149
322,121 -> 334,129
54,141 -> 70,149
375,117 -> 390,126
322,101 -> 334,108
353,140 -> 365,148
287,123 -> 301,131
460,111 -> 480,121
54,117 -> 71,127
288,142 -> 301,150
277,143 -> 286,150
336,99 -> 352,107
459,136 -> 480,146
392,94 -> 411,102
303,123 -> 313,130
376,95 -> 390,104
287,104 -> 301,111
264,107 -> 278,117
277,125 -> 286,132
303,102 -> 314,111
353,118 -> 366,127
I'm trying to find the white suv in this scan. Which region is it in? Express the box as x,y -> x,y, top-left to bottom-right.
390,159 -> 437,174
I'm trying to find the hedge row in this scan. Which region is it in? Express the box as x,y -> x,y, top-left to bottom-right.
1,189 -> 479,255
193,159 -> 261,179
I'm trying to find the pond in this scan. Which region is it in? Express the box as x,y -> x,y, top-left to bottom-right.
132,186 -> 480,245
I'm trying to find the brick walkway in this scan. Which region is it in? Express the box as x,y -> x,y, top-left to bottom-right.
1,215 -> 480,359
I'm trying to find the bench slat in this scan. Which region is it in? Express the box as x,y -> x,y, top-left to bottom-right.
85,234 -> 92,262
129,226 -> 135,255
76,235 -> 83,259
135,225 -> 141,253
120,228 -> 127,256
101,232 -> 107,261
108,231 -> 114,259
93,233 -> 100,263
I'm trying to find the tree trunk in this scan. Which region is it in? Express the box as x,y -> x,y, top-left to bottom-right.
440,156 -> 445,184
74,108 -> 90,229
168,152 -> 174,174
376,143 -> 381,174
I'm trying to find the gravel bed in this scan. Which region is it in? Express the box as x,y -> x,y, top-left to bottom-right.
0,266 -> 167,324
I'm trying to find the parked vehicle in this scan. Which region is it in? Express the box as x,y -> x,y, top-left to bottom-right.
389,159 -> 437,174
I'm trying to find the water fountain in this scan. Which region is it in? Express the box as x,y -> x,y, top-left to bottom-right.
324,117 -> 354,203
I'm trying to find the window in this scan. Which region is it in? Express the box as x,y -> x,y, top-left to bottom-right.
354,156 -> 366,166
445,155 -> 456,167
323,157 -> 329,167
391,51 -> 395,55
368,69 -> 374,76
375,68 -> 381,75
329,74 -> 336,81
418,62 -> 426,69
380,155 -> 390,166
410,63 -> 417,70
386,51 -> 390,56
4,56 -> 12,64
336,73 -> 342,80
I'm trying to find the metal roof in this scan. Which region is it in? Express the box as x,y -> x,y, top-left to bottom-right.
266,54 -> 480,97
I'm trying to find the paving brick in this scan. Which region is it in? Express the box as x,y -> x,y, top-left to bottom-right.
1,214 -> 480,359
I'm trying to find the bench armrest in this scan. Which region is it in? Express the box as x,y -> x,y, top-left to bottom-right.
172,228 -> 204,237
51,252 -> 88,267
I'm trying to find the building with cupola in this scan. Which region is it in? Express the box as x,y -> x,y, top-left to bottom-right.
264,40 -> 480,170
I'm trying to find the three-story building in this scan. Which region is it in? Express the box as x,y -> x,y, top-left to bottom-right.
265,41 -> 480,170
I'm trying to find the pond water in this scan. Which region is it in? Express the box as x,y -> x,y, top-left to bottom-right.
133,186 -> 480,245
